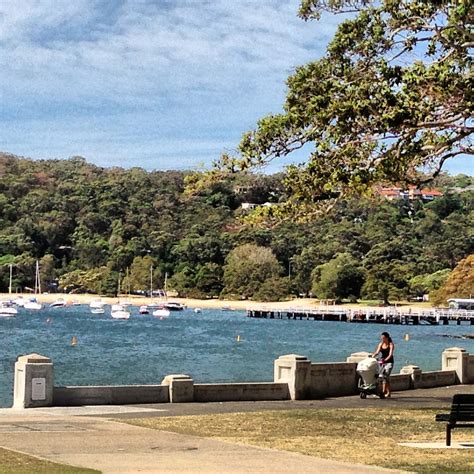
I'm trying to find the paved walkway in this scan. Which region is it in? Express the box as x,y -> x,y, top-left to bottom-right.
0,412 -> 405,473
1,385 -> 473,473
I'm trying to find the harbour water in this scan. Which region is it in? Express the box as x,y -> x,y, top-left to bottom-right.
1,305 -> 473,407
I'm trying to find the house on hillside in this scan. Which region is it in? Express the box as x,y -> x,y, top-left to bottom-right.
241,202 -> 275,211
241,202 -> 258,210
376,186 -> 443,202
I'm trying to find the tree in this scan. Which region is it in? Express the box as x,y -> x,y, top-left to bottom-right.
195,263 -> 224,297
59,267 -> 111,294
207,1 -> 472,216
311,253 -> 365,301
432,255 -> 474,305
127,255 -> 157,293
409,269 -> 451,297
222,244 -> 283,299
254,277 -> 290,302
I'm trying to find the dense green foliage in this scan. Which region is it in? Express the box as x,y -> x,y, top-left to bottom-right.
0,153 -> 472,303
208,0 -> 473,217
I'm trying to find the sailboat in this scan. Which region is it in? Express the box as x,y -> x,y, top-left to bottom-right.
24,261 -> 42,310
149,266 -> 170,317
4,264 -> 19,316
161,272 -> 185,311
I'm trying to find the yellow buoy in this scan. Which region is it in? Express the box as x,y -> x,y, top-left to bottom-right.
71,336 -> 77,347
404,334 -> 410,341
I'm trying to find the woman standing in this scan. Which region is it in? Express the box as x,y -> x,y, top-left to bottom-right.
372,332 -> 395,397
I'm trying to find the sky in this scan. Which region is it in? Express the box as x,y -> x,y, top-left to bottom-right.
0,0 -> 472,175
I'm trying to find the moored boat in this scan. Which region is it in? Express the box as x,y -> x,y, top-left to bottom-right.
0,304 -> 17,317
153,307 -> 170,318
164,301 -> 186,311
91,308 -> 105,314
14,297 -> 25,307
89,299 -> 105,309
139,305 -> 149,314
24,299 -> 42,310
50,298 -> 66,308
111,309 -> 130,320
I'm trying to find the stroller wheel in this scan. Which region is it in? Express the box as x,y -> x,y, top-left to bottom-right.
360,392 -> 367,399
379,392 -> 385,399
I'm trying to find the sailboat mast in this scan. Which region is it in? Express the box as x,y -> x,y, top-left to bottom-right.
34,260 -> 41,294
150,265 -> 153,301
8,264 -> 12,295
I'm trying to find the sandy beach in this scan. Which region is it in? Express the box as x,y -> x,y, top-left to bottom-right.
0,292 -> 435,311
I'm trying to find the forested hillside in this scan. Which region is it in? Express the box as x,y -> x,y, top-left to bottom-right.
0,153 -> 472,303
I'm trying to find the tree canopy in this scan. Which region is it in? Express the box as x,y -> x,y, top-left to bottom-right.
209,0 -> 473,215
0,153 -> 472,304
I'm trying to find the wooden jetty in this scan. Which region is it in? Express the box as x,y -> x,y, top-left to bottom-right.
246,307 -> 474,325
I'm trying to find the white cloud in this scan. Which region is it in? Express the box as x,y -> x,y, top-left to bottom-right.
0,0 -> 345,168
0,0 -> 96,42
1,0 -> 336,104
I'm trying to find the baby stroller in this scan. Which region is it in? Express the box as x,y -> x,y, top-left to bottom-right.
356,356 -> 385,399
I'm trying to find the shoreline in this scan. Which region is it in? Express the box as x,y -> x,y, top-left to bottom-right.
0,292 -> 439,311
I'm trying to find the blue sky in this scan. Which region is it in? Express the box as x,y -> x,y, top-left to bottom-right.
0,0 -> 472,175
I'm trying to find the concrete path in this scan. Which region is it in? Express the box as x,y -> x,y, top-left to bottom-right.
0,410 -> 406,474
3,385 -> 471,473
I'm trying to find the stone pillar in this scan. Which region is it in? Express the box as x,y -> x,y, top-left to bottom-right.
274,354 -> 311,400
346,352 -> 371,363
13,354 -> 53,409
442,347 -> 469,384
400,365 -> 422,389
161,374 -> 194,403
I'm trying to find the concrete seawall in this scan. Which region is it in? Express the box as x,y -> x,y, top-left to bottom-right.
11,347 -> 474,408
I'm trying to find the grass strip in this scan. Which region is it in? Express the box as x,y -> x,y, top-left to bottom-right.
124,408 -> 473,473
0,447 -> 99,474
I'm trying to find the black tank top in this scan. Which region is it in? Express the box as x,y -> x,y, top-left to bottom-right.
380,345 -> 394,363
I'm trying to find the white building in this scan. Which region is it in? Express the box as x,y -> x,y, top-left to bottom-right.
448,298 -> 474,310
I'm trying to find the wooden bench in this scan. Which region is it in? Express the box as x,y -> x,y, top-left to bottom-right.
435,394 -> 474,446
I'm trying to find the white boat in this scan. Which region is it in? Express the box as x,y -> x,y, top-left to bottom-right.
50,298 -> 66,308
153,308 -> 170,318
139,305 -> 149,314
89,299 -> 105,309
91,308 -> 105,314
111,310 -> 130,320
14,297 -> 25,307
24,300 -> 42,310
194,308 -> 202,313
0,304 -> 17,317
111,304 -> 125,312
164,301 -> 186,311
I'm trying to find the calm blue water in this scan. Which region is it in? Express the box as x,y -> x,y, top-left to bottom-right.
1,306 -> 473,407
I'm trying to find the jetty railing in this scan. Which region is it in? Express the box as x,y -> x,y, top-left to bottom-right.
246,307 -> 474,325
